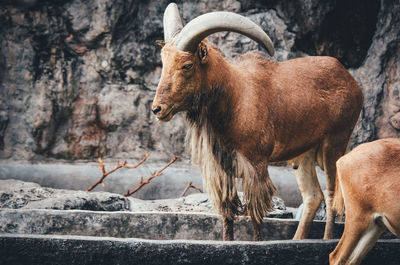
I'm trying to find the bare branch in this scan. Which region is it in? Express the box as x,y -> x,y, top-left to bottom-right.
87,153 -> 150,192
181,181 -> 203,197
124,152 -> 150,169
98,158 -> 106,175
124,155 -> 180,197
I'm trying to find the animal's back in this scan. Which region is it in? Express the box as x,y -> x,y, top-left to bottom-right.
247,55 -> 363,161
337,138 -> 400,176
237,53 -> 363,128
230,53 -> 363,162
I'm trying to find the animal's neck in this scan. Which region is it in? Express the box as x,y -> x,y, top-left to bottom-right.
187,49 -> 241,137
185,50 -> 242,217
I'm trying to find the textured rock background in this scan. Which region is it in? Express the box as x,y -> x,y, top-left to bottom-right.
0,0 -> 399,162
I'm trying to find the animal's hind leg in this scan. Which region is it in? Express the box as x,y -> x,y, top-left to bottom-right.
321,134 -> 351,239
329,216 -> 367,265
347,214 -> 387,265
291,148 -> 324,239
329,214 -> 386,265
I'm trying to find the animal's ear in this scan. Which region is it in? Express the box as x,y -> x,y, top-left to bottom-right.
198,42 -> 208,64
156,40 -> 166,47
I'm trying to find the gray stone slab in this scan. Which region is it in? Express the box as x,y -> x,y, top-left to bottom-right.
0,234 -> 399,265
0,209 -> 344,241
0,179 -> 292,218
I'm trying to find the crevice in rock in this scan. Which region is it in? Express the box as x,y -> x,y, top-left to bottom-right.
294,0 -> 379,68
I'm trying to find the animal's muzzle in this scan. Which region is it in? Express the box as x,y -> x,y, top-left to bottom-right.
152,106 -> 162,115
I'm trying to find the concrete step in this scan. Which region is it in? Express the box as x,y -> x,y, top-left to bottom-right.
1,234 -> 399,265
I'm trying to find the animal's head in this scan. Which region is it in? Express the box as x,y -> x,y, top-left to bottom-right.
152,3 -> 275,122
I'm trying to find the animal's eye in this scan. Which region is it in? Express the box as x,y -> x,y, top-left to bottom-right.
182,63 -> 193,71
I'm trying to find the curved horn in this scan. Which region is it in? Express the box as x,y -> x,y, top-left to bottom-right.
163,3 -> 184,42
174,12 -> 274,56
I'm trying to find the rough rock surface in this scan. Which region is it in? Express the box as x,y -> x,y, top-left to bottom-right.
350,0 -> 400,145
0,179 -> 131,211
0,179 -> 292,218
0,0 -> 398,162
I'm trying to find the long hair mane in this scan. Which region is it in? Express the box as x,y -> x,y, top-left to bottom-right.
186,84 -> 277,222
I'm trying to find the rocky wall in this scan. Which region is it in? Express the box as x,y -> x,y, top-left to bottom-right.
0,0 -> 398,161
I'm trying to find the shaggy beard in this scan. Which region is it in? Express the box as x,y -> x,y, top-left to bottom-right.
185,85 -> 277,222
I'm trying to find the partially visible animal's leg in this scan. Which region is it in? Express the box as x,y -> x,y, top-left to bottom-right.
223,217 -> 234,241
291,148 -> 324,239
329,214 -> 385,265
252,218 -> 262,241
346,214 -> 387,265
221,191 -> 241,241
241,157 -> 276,241
321,135 -> 350,239
329,218 -> 366,265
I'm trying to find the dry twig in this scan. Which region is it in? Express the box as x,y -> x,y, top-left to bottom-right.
180,181 -> 203,197
87,152 -> 150,192
123,152 -> 150,169
124,155 -> 180,197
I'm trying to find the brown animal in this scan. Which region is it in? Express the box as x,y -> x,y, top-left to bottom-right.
152,3 -> 363,241
330,138 -> 400,265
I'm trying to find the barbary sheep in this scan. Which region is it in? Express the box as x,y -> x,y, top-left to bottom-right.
152,3 -> 363,241
330,138 -> 400,265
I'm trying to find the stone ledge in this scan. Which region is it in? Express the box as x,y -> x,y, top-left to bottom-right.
0,209 -> 395,241
0,209 -> 346,241
1,234 -> 400,265
0,179 -> 292,218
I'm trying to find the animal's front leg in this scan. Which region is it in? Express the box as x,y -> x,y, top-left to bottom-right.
241,158 -> 276,241
223,217 -> 234,241
252,218 -> 262,241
